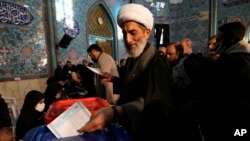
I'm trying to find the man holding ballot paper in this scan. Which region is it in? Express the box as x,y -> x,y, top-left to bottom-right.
77,3 -> 185,141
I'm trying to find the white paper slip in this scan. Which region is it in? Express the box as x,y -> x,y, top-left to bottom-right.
47,101 -> 91,138
86,66 -> 103,75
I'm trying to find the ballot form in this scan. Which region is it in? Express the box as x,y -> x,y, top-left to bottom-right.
47,101 -> 91,138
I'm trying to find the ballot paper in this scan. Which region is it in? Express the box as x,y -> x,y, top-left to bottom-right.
86,66 -> 103,75
47,101 -> 91,138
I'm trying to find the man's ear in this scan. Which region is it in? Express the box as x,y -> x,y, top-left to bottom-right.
145,29 -> 151,38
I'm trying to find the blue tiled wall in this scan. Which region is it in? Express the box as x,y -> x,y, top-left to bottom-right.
1,0 -> 250,81
0,0 -> 48,80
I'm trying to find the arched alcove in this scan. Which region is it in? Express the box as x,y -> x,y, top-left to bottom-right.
86,1 -> 118,60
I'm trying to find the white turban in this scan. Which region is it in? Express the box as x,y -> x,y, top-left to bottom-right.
117,3 -> 154,30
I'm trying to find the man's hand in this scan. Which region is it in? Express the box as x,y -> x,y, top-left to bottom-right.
77,107 -> 114,133
100,72 -> 113,82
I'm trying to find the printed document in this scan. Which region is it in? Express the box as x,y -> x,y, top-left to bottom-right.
86,66 -> 103,75
47,101 -> 91,138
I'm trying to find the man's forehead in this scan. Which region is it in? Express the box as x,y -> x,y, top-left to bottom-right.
166,45 -> 176,52
121,21 -> 141,28
167,44 -> 176,49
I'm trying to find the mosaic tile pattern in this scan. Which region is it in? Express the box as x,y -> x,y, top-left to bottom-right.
136,0 -> 250,54
165,0 -> 210,53
1,0 -> 249,81
0,0 -> 48,80
55,0 -> 129,65
88,6 -> 112,38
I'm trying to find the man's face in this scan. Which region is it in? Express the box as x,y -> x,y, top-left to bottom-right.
158,46 -> 167,56
66,61 -> 72,67
214,32 -> 225,53
166,44 -> 178,64
208,37 -> 217,52
121,21 -> 150,58
180,39 -> 192,55
88,50 -> 98,62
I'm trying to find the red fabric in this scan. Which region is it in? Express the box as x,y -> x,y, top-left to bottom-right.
44,97 -> 110,124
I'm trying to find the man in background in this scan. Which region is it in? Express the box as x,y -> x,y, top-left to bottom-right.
158,44 -> 167,57
198,22 -> 250,141
180,38 -> 193,55
87,44 -> 119,104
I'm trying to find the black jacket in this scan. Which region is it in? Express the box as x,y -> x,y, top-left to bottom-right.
113,43 -> 187,141
198,41 -> 250,141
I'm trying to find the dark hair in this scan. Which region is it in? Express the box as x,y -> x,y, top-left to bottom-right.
209,35 -> 216,41
166,42 -> 184,56
167,42 -> 177,47
218,22 -> 246,42
176,44 -> 184,56
87,44 -> 103,53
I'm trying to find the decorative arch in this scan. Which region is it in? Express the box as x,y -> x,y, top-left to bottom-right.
86,1 -> 118,60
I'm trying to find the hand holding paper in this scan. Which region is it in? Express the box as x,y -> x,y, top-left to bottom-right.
99,72 -> 113,82
77,106 -> 114,133
86,66 -> 113,81
86,66 -> 102,75
47,101 -> 91,138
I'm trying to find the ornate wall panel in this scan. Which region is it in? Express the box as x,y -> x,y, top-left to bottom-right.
88,6 -> 112,38
0,0 -> 49,81
55,0 -> 129,65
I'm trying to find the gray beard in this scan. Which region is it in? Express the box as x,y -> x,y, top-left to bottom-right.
126,40 -> 147,58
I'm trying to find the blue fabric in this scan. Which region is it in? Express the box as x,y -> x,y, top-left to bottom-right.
23,122 -> 131,141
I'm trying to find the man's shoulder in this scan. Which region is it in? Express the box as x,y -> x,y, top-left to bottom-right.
148,52 -> 171,71
221,52 -> 250,65
100,52 -> 115,60
152,52 -> 168,64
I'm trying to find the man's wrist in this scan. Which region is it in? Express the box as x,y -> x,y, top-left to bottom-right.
111,106 -> 119,120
